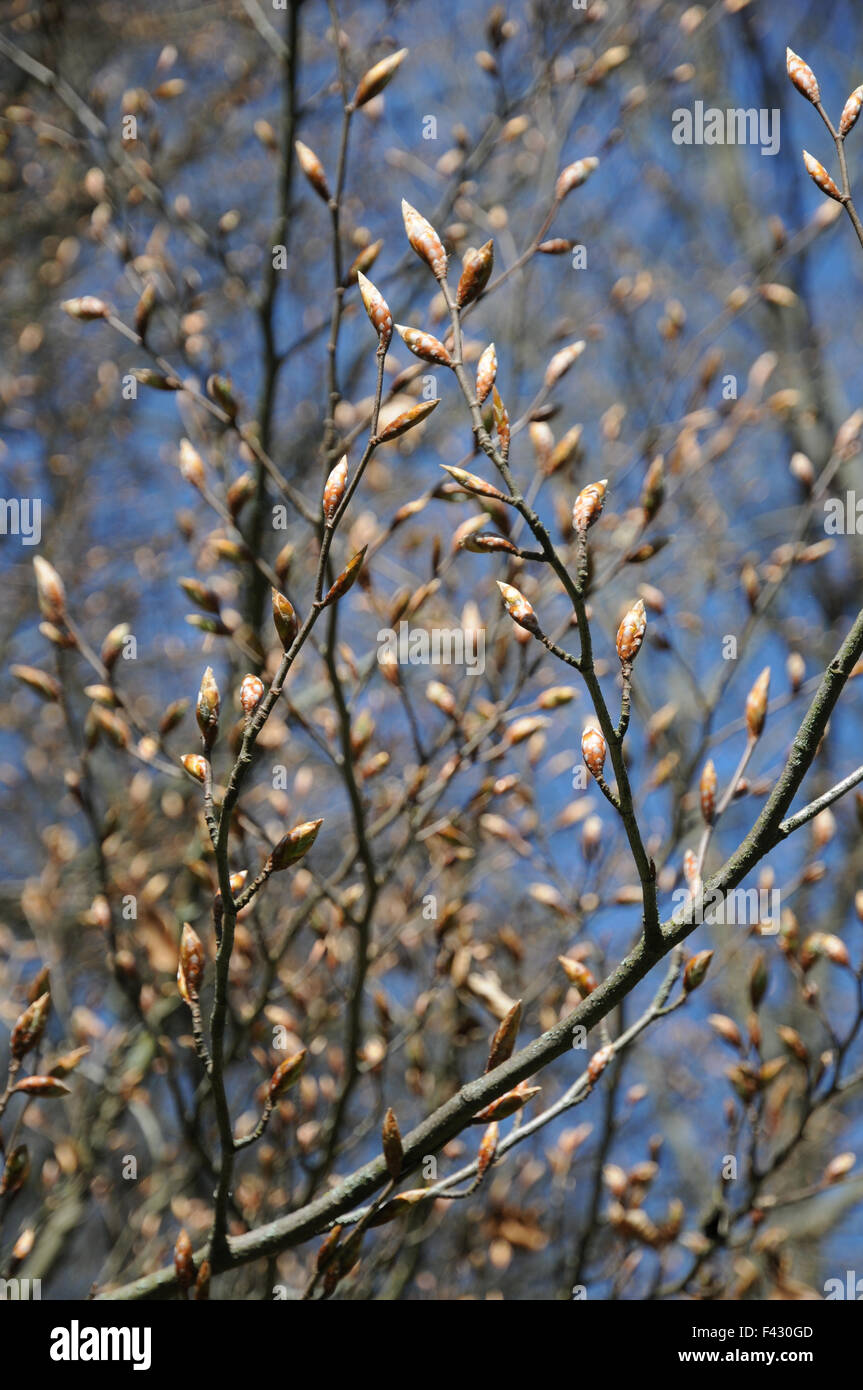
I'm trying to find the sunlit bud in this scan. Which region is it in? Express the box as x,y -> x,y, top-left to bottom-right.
683,949 -> 713,993
266,819 -> 323,872
11,1076 -> 70,1098
239,673 -> 265,716
353,48 -> 408,108
641,456 -> 664,521
603,1165 -> 628,1199
440,463 -> 508,501
801,931 -> 851,969
323,547 -> 367,605
460,532 -> 518,555
545,339 -> 585,388
323,455 -> 349,523
840,85 -> 863,137
581,814 -> 603,860
485,1000 -> 522,1072
11,665 -> 60,701
227,471 -> 256,519
472,1080 -> 540,1123
272,588 -> 299,648
378,398 -> 440,443
497,580 -> 541,635
786,48 -> 820,105
181,753 -> 208,783
572,479 -> 607,533
558,956 -> 597,997
92,706 -> 130,748
457,239 -> 494,307
382,1107 -> 403,1179
749,953 -> 768,1007
294,139 -> 330,200
708,1014 -> 743,1049
786,651 -> 805,692
401,198 -> 447,280
824,1152 -> 856,1184
10,992 -> 50,1059
206,373 -> 238,418
177,923 -> 205,1004
587,1044 -> 613,1084
812,808 -> 836,850
802,150 -> 843,202
356,270 -> 393,347
346,239 -> 383,285
33,556 -> 66,622
776,1025 -> 808,1064
745,666 -> 770,740
61,295 -> 109,320
537,237 -> 575,254
476,342 -> 497,403
395,323 -> 452,366
132,368 -> 180,391
616,599 -> 647,665
0,1146 -> 30,1198
492,386 -> 510,457
178,438 -> 206,488
268,1048 -> 307,1099
683,848 -> 699,891
581,724 -> 606,780
196,666 -> 220,748
99,622 -> 130,670
555,156 -> 599,201
539,685 -> 576,709
477,1122 -> 499,1180
700,759 -> 717,825
789,451 -> 814,489
174,1229 -> 195,1291
254,118 -> 278,151
426,680 -> 457,717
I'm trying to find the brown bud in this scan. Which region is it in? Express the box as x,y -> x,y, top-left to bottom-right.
545,339 -> 585,388
440,464 -> 508,502
10,992 -> 50,1059
346,240 -> 383,285
178,438 -> 205,488
497,580 -> 541,635
786,48 -> 820,105
555,156 -> 599,201
295,139 -> 330,200
581,724 -> 606,780
476,1122 -> 499,1180
196,666 -> 220,748
323,456 -> 349,523
745,666 -> 770,741
558,957 -> 597,998
0,1146 -> 30,1198
174,1229 -> 195,1291
802,150 -> 843,202
700,759 -> 717,825
239,673 -> 265,716
587,1044 -> 613,1084
401,198 -> 447,280
395,324 -> 452,367
266,819 -> 323,872
11,1076 -> 71,1098
194,1260 -> 211,1300
460,532 -> 518,555
61,295 -> 109,320
472,1080 -> 540,1124
457,239 -> 494,307
485,1000 -> 522,1072
840,86 -> 863,138
11,665 -> 61,701
683,949 -> 713,993
572,479 -> 607,533
268,1048 -> 307,1100
616,599 -> 647,665
353,48 -> 408,108
101,622 -> 131,668
377,398 -> 439,442
177,923 -> 205,1003
476,342 -> 497,403
33,556 -> 66,622
356,271 -> 393,347
382,1107 -> 403,1179
824,1152 -> 855,1184
272,587 -> 299,648
134,282 -> 157,340
181,753 -> 208,783
641,455 -> 664,521
323,547 -> 367,605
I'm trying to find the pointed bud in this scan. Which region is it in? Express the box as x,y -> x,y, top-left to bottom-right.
239,673 -> 265,716
544,339 -> 585,388
555,156 -> 599,201
573,479 -> 607,534
456,239 -> 494,308
472,1080 -> 540,1124
786,48 -> 820,105
61,295 -> 109,320
10,992 -> 50,1059
196,666 -> 220,748
206,374 -> 238,418
616,599 -> 647,665
101,622 -> 131,669
460,532 -> 518,555
476,1122 -> 499,1180
174,1229 -> 195,1291
295,139 -> 330,200
587,1044 -> 613,1084
356,271 -> 393,347
559,956 -> 597,997
33,556 -> 66,622
382,1107 -> 403,1179
0,1146 -> 30,1197
749,952 -> 768,1007
323,455 -> 349,522
485,1000 -> 522,1072
581,724 -> 606,780
268,1048 -> 307,1099
840,86 -> 863,137
323,547 -> 366,605
824,1152 -> 855,1184
377,399 -> 439,442
195,1260 -> 211,1300
178,438 -> 206,489
353,48 -> 408,108
11,665 -> 61,701
177,923 -> 205,1004
492,387 -> 510,456
802,150 -> 843,202
346,239 -> 383,285
476,342 -> 497,403
272,588 -> 299,648
181,753 -> 208,783
266,819 -> 323,872
700,759 -> 717,825
11,1076 -> 71,1098
395,323 -> 452,367
641,455 -> 664,521
497,580 -> 541,635
401,198 -> 447,280
745,666 -> 770,741
440,464 -> 508,501
683,949 -> 713,993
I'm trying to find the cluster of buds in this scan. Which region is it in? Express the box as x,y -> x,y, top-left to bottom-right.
395,323 -> 452,367
177,923 -> 205,1004
745,666 -> 770,741
581,724 -> 606,781
475,343 -> 497,403
457,239 -> 494,307
555,156 -> 599,202
272,587 -> 299,649
616,599 -> 647,666
265,818 -> 323,873
356,271 -> 393,348
496,580 -> 541,636
195,666 -> 220,749
239,673 -> 265,717
401,199 -> 447,280
572,479 -> 607,534
323,455 -> 349,523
